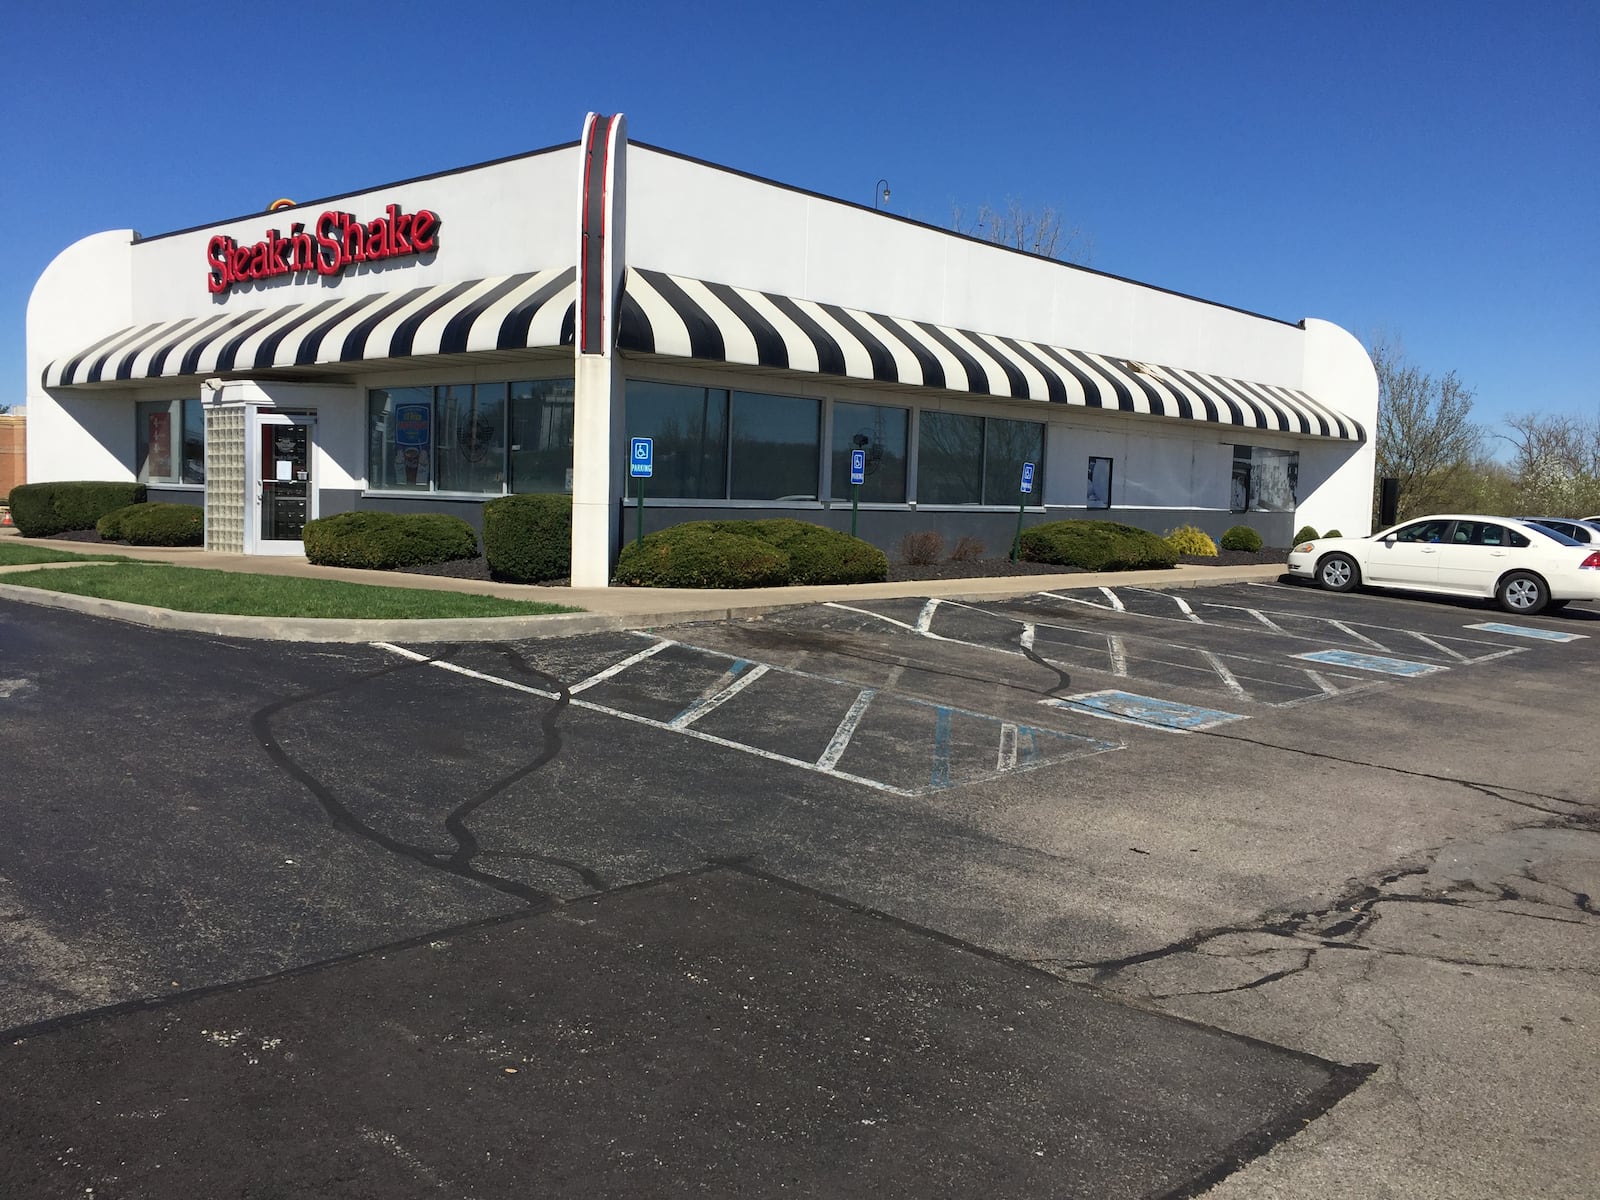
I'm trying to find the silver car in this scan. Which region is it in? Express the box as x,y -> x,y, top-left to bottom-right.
1521,517 -> 1600,546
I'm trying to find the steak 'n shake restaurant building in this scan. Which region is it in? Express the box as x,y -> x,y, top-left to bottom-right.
26,113 -> 1376,586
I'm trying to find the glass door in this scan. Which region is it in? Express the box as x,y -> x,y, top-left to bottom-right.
251,410 -> 316,554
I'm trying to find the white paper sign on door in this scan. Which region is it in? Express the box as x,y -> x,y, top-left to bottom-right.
276,460 -> 292,482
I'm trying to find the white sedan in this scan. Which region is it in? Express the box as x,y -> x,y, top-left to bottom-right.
1287,515 -> 1600,615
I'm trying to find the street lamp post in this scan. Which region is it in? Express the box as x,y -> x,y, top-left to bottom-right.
874,179 -> 890,210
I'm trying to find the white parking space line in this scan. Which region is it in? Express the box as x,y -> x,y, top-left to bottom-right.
816,688 -> 877,770
1244,608 -> 1286,634
1327,621 -> 1389,650
1406,632 -> 1471,662
997,723 -> 1019,771
373,644 -> 560,699
1199,649 -> 1249,699
1021,623 -> 1037,650
1099,587 -> 1126,612
668,662 -> 770,729
1169,594 -> 1204,623
569,639 -> 672,693
916,598 -> 941,633
1107,635 -> 1129,676
1302,669 -> 1341,696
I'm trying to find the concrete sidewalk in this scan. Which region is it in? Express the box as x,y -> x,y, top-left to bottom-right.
0,527 -> 1289,642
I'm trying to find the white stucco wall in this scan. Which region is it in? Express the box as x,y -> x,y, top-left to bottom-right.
26,229 -> 141,481
126,146 -> 582,326
624,146 -> 1308,389
1296,319 -> 1379,536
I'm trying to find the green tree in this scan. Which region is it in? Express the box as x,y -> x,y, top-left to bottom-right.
1370,335 -> 1484,521
1500,411 -> 1600,515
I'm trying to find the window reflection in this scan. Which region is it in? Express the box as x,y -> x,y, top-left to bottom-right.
831,402 -> 908,503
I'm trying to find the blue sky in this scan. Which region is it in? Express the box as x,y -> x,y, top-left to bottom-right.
3,0 -> 1595,446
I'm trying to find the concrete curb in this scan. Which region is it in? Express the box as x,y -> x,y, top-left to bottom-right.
0,558 -> 1291,643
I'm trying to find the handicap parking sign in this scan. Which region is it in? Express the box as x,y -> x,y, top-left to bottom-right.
849,449 -> 866,486
1020,461 -> 1035,494
630,437 -> 653,478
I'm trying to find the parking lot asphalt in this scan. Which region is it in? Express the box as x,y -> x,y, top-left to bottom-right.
2,577 -> 1597,1198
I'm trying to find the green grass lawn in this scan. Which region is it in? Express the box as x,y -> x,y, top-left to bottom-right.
0,562 -> 581,619
0,543 -> 124,566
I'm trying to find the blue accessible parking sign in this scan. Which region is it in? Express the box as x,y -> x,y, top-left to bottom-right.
849,449 -> 866,486
630,437 -> 654,478
1020,461 -> 1035,494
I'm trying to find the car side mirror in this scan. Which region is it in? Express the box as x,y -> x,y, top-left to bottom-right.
1382,535 -> 1396,545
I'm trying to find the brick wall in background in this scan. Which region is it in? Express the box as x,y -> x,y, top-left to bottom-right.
0,414 -> 25,499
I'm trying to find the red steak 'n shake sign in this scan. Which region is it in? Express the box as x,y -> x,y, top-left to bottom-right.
205,204 -> 439,295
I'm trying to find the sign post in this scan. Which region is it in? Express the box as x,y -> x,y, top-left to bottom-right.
629,437 -> 653,546
849,448 -> 867,539
1012,461 -> 1036,563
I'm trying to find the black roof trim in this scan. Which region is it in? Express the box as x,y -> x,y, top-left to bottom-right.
134,141 -> 581,245
630,140 -> 1304,331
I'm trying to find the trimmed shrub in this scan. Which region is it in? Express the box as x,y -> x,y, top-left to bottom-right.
1324,529 -> 1344,538
9,481 -> 146,538
1165,524 -> 1218,557
899,530 -> 944,565
483,493 -> 572,583
1219,524 -> 1264,552
1292,524 -> 1320,544
948,534 -> 986,562
1018,520 -> 1178,571
614,519 -> 888,588
702,519 -> 887,585
97,502 -> 203,546
303,511 -> 478,570
614,525 -> 791,589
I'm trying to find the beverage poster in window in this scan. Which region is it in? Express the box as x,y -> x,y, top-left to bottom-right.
395,402 -> 430,486
147,411 -> 172,479
1086,457 -> 1112,509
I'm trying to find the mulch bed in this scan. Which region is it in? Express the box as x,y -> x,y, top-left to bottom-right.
35,529 -> 1288,585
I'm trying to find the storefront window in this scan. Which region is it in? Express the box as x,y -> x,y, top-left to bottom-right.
1233,445 -> 1298,512
917,412 -> 1044,505
982,417 -> 1044,504
625,381 -> 729,499
916,412 -> 984,504
436,383 -> 506,495
509,379 -> 576,493
830,402 -> 908,503
367,380 -> 573,495
731,392 -> 820,501
369,387 -> 434,490
136,398 -> 204,485
1087,457 -> 1113,509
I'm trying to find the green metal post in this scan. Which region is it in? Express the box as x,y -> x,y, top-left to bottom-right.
636,476 -> 645,545
1011,497 -> 1026,563
851,484 -> 860,539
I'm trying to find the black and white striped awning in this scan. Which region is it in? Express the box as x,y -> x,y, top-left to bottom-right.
619,268 -> 1364,441
43,267 -> 576,388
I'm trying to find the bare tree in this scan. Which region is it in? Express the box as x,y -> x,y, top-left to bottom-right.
1370,335 -> 1484,520
951,198 -> 1092,264
1499,411 -> 1600,515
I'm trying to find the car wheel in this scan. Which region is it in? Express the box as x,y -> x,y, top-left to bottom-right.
1497,571 -> 1548,615
1317,553 -> 1359,592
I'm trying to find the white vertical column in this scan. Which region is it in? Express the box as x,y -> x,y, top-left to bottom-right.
569,112 -> 628,588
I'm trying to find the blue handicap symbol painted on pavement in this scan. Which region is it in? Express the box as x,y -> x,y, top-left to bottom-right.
1042,690 -> 1246,731
1294,649 -> 1445,676
1464,622 -> 1587,643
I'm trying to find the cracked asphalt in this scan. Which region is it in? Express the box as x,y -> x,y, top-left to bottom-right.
1,580 -> 1596,1198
